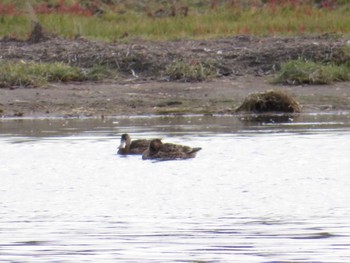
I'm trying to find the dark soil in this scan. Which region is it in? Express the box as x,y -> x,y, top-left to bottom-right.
1,34 -> 350,117
1,33 -> 348,78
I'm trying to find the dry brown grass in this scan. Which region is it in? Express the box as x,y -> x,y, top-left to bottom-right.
236,90 -> 301,113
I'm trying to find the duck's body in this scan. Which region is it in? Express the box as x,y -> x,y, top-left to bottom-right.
142,139 -> 201,160
117,134 -> 151,155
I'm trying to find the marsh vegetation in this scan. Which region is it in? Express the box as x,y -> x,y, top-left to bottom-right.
1,1 -> 350,40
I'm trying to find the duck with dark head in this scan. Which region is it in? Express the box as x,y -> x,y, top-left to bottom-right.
142,139 -> 202,161
117,133 -> 151,155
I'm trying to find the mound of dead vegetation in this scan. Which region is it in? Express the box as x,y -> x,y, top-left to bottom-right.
236,90 -> 301,113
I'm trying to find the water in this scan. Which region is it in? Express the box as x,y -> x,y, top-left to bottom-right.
1,113 -> 350,262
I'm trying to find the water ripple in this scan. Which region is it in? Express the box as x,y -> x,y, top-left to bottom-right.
1,116 -> 350,262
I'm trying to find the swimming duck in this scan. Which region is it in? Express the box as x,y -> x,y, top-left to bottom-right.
117,133 -> 151,155
142,139 -> 202,160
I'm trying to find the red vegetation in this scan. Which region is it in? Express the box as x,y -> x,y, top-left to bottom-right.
0,4 -> 17,16
34,1 -> 94,16
0,0 -> 99,17
0,0 -> 342,17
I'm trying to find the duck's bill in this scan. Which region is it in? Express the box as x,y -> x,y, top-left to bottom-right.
118,140 -> 126,149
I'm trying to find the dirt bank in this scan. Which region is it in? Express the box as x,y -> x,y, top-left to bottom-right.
1,35 -> 350,117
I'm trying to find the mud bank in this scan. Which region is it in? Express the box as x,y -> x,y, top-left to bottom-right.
1,35 -> 349,117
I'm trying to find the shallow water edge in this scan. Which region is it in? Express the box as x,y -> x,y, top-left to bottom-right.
1,112 -> 350,137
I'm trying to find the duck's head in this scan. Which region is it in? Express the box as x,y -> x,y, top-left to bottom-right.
118,133 -> 131,149
149,139 -> 163,154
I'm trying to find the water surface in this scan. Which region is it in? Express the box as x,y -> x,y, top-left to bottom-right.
1,113 -> 350,262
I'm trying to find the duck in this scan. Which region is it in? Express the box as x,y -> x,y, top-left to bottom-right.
117,133 -> 152,155
142,138 -> 202,160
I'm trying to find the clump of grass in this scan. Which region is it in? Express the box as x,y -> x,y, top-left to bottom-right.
273,59 -> 350,85
334,45 -> 350,67
0,61 -> 41,88
0,61 -> 84,88
84,65 -> 117,81
0,61 -> 114,88
165,60 -> 216,82
236,90 -> 301,113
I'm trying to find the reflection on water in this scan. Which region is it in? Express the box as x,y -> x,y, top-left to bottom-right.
1,112 -> 350,137
1,114 -> 350,262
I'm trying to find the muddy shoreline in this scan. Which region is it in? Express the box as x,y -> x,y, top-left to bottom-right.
1,75 -> 350,118
1,35 -> 350,118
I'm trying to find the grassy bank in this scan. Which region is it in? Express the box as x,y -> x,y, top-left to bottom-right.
0,1 -> 350,41
273,45 -> 350,84
0,61 -> 116,88
273,60 -> 350,84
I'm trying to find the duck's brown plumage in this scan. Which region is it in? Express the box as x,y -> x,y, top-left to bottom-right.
117,134 -> 151,155
142,139 -> 201,160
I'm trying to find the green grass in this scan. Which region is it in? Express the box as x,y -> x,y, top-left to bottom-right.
165,60 -> 216,82
334,45 -> 350,67
0,61 -> 116,88
85,65 -> 117,80
273,59 -> 350,85
1,3 -> 350,41
0,15 -> 32,39
38,8 -> 350,40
